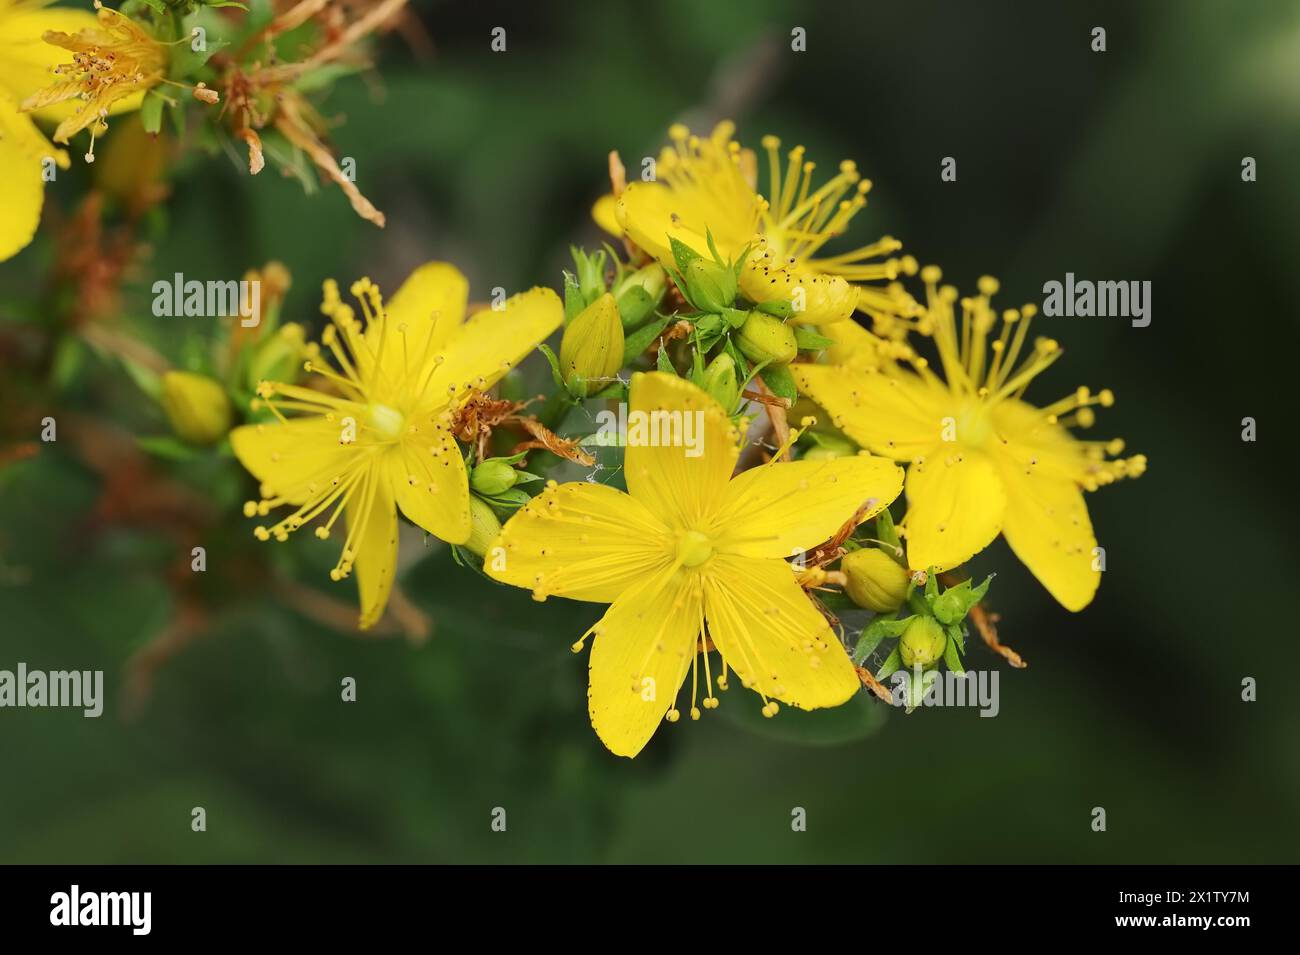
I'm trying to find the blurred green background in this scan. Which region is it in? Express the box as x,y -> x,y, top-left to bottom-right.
2,0 -> 1298,863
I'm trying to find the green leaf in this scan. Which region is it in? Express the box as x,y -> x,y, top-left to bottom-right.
721,306 -> 749,330
876,647 -> 902,681
853,614 -> 915,664
536,344 -> 566,390
656,344 -> 674,374
562,271 -> 583,323
755,298 -> 794,318
794,327 -> 836,351
669,236 -> 702,274
946,622 -> 965,656
589,381 -> 628,400
140,91 -> 165,135
758,363 -> 797,403
482,488 -> 533,513
943,633 -> 965,674
622,314 -> 673,365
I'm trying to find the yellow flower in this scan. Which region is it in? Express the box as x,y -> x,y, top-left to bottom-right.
792,268 -> 1147,611
19,1 -> 163,154
486,371 -> 903,757
231,263 -> 563,629
0,0 -> 103,260
611,122 -> 919,326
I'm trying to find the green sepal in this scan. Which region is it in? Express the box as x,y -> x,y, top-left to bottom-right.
588,381 -> 627,400
876,646 -> 903,681
536,343 -> 566,390
793,327 -> 836,351
943,630 -> 965,674
622,313 -> 673,365
759,363 -> 797,404
669,236 -> 702,275
562,272 -> 584,323
945,622 -> 966,657
656,344 -> 674,374
755,298 -> 794,319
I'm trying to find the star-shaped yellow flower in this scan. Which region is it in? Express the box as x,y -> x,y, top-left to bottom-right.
231,263 -> 563,628
607,121 -> 919,327
486,371 -> 903,757
793,268 -> 1147,611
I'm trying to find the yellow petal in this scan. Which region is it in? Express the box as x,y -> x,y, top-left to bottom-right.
624,371 -> 740,531
423,286 -> 563,407
0,4 -> 101,123
366,261 -> 468,390
792,364 -> 948,460
387,426 -> 472,544
903,450 -> 1005,573
711,454 -> 902,559
0,112 -> 44,262
615,180 -> 701,266
819,318 -> 887,371
346,472 -> 399,630
229,418 -> 354,505
703,555 -> 858,710
995,457 -> 1100,611
615,179 -> 753,268
587,569 -> 703,758
590,192 -> 621,237
487,481 -> 672,603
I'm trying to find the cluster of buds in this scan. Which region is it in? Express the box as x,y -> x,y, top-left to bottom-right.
554,248 -> 667,398
660,233 -> 838,406
835,511 -> 995,712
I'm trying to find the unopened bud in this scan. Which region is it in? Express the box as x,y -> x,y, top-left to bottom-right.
614,263 -> 666,328
160,370 -> 232,445
735,310 -> 797,366
685,258 -> 735,313
842,547 -> 910,612
464,496 -> 503,559
470,460 -> 518,496
560,292 -> 624,389
899,616 -> 947,670
692,352 -> 740,413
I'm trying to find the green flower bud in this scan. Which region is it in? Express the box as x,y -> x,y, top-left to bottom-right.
685,258 -> 735,313
899,616 -> 947,671
560,292 -> 624,389
160,370 -> 232,446
691,352 -> 740,413
573,247 -> 608,305
464,496 -> 502,559
842,547 -> 910,612
470,460 -> 519,496
735,310 -> 797,366
615,263 -> 666,328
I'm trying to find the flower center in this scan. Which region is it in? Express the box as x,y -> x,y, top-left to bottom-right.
367,402 -> 405,441
675,530 -> 714,568
955,403 -> 992,448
